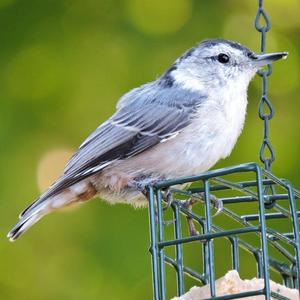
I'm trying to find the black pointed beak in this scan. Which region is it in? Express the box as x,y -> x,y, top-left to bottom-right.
251,52 -> 288,67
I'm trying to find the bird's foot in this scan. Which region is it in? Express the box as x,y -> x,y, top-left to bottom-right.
207,193 -> 223,216
181,197 -> 198,209
129,178 -> 173,208
194,192 -> 223,217
128,178 -> 158,196
161,189 -> 176,225
156,189 -> 175,225
181,193 -> 223,239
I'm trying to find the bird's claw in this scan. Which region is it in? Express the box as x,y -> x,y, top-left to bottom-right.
162,189 -> 172,210
128,178 -> 158,196
180,193 -> 223,216
180,193 -> 223,238
210,194 -> 223,217
181,198 -> 198,209
193,193 -> 223,217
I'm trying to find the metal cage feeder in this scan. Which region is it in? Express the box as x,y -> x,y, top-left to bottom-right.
147,163 -> 300,299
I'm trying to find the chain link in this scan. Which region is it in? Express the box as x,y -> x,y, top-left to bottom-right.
255,0 -> 275,172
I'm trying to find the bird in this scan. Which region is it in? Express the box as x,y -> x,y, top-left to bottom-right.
7,39 -> 287,241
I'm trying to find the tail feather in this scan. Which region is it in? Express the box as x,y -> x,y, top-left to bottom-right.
7,212 -> 45,242
8,196 -> 57,242
19,197 -> 40,219
19,176 -> 69,219
8,180 -> 97,241
8,195 -> 54,242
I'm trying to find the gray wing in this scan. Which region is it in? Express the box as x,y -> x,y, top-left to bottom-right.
35,84 -> 204,200
64,102 -> 196,176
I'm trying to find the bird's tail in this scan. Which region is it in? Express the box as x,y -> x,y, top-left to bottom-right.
7,193 -> 69,242
7,181 -> 97,242
7,209 -> 47,242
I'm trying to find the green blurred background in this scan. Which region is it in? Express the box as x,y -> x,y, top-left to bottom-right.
0,0 -> 299,299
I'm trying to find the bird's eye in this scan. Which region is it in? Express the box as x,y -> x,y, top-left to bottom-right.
217,53 -> 230,64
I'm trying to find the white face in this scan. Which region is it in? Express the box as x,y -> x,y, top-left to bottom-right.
173,41 -> 258,92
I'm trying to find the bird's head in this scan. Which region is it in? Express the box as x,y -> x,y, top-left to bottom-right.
162,39 -> 288,92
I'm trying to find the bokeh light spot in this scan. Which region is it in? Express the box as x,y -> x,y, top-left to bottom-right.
125,0 -> 192,36
37,148 -> 74,192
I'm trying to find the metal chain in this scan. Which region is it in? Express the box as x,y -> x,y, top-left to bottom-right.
255,0 -> 275,172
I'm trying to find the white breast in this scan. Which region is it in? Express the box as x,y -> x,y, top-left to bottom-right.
184,80 -> 248,170
140,81 -> 249,177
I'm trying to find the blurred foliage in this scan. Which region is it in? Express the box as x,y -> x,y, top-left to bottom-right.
0,0 -> 299,299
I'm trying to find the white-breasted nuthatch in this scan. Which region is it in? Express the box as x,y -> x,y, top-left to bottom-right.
7,39 -> 287,241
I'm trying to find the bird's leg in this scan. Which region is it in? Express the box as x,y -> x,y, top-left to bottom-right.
128,178 -> 158,195
181,193 -> 223,237
182,198 -> 199,236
